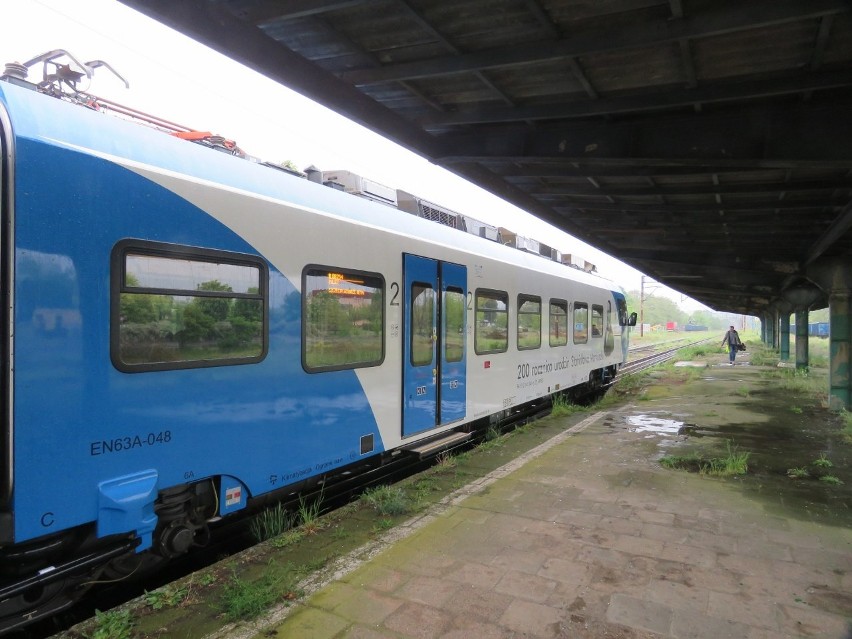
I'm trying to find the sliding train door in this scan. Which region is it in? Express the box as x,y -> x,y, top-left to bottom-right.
402,254 -> 466,437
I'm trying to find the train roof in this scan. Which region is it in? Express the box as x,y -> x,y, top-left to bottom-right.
0,80 -> 621,292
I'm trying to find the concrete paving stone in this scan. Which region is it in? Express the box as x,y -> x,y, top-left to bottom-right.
312,581 -> 364,612
552,507 -> 604,528
330,588 -> 406,625
684,529 -> 740,554
444,560 -> 507,589
668,609 -> 750,639
537,555 -> 593,585
640,523 -> 690,546
440,583 -> 515,621
745,628 -> 803,639
706,591 -> 779,631
381,601 -> 453,639
659,542 -> 718,569
489,547 -> 549,574
790,546 -> 852,573
376,548 -> 456,578
441,616 -> 517,639
607,532 -> 667,558
775,602 -> 852,638
494,568 -> 559,603
591,501 -> 637,518
674,514 -> 722,535
599,515 -> 646,536
606,593 -> 673,635
396,574 -> 460,608
499,598 -> 566,638
645,577 -> 710,615
270,605 -> 350,639
576,544 -> 633,570
735,535 -> 794,562
715,552 -> 775,577
345,564 -> 410,593
635,508 -> 677,526
763,527 -> 839,550
769,555 -> 844,588
336,625 -> 401,639
683,565 -> 747,595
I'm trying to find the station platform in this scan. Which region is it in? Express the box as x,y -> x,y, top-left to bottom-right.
218,353 -> 852,639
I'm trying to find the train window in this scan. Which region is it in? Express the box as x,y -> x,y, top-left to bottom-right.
302,266 -> 385,372
474,289 -> 508,354
111,241 -> 267,372
444,287 -> 465,363
591,305 -> 604,338
617,298 -> 629,326
549,299 -> 568,347
517,295 -> 541,350
573,302 -> 588,344
410,283 -> 435,366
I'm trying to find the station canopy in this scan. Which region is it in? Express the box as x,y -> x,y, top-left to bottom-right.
120,0 -> 852,314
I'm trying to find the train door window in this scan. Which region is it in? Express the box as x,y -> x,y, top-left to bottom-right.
573,302 -> 588,344
444,286 -> 465,363
111,240 -> 267,372
474,289 -> 508,354
517,294 -> 541,350
591,305 -> 604,338
410,283 -> 435,366
549,299 -> 568,347
302,266 -> 384,372
617,298 -> 629,325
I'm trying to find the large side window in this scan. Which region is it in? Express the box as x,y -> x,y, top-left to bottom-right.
573,302 -> 588,344
517,294 -> 541,350
112,241 -> 267,372
303,266 -> 384,372
549,299 -> 568,347
591,304 -> 604,338
475,289 -> 508,354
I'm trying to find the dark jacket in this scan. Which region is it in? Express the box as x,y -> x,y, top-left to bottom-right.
721,329 -> 741,348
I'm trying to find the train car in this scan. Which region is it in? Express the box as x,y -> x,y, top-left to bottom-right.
0,54 -> 636,630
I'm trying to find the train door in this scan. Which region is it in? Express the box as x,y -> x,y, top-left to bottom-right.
402,254 -> 467,437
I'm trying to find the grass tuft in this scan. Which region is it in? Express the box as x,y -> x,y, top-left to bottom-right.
659,441 -> 749,477
219,565 -> 298,622
83,609 -> 134,639
250,503 -> 295,542
361,484 -> 411,516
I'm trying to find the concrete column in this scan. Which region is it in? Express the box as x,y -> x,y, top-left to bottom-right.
783,285 -> 823,371
760,314 -> 767,344
807,259 -> 852,411
828,291 -> 851,410
795,309 -> 809,369
779,311 -> 791,361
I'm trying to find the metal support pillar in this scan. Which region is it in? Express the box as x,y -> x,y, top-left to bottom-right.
828,291 -> 851,411
795,309 -> 809,370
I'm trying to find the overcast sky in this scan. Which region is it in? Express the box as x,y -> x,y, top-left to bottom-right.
2,0 -> 709,312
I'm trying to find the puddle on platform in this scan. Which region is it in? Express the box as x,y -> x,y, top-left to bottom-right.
622,389 -> 852,527
626,414 -> 684,435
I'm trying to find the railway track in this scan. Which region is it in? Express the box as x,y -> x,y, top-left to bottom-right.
620,336 -> 717,376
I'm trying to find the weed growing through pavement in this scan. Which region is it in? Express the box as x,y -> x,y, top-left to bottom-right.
250,502 -> 296,543
434,450 -> 457,469
270,529 -> 304,549
550,393 -> 585,417
83,609 -> 134,639
219,564 -> 297,622
813,453 -> 833,469
819,475 -> 844,486
144,583 -> 189,610
659,440 -> 749,477
297,488 -> 325,534
361,485 -> 411,516
786,467 -> 810,479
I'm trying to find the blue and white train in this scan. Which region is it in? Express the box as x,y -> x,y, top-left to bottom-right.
0,53 -> 635,629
